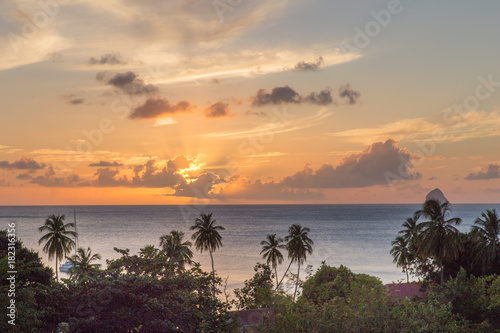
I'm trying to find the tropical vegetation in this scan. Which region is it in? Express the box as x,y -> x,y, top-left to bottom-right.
190,212 -> 225,298
391,199 -> 500,285
38,214 -> 78,282
2,203 -> 500,332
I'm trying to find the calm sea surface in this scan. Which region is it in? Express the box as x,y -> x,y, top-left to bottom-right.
1,204 -> 499,291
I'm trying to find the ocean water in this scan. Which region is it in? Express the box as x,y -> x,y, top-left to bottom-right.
1,204 -> 498,291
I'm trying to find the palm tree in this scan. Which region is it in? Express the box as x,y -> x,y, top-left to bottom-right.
391,236 -> 411,283
471,209 -> 500,274
415,199 -> 462,285
399,216 -> 420,251
68,247 -> 101,281
260,234 -> 286,287
38,214 -> 78,282
284,224 -> 313,301
160,230 -> 193,271
190,213 -> 225,297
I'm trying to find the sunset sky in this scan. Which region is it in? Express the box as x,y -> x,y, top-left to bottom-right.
1,0 -> 500,205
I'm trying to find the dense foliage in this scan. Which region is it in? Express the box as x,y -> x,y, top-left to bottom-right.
262,264 -> 496,333
391,200 -> 500,284
2,206 -> 499,332
0,238 -> 238,332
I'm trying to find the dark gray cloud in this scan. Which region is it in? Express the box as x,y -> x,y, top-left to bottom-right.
69,98 -> 85,105
465,164 -> 500,180
292,56 -> 323,71
251,86 -> 302,107
338,84 -> 361,105
89,53 -> 126,65
212,139 -> 418,201
304,89 -> 333,106
220,139 -> 418,200
92,158 -> 191,188
218,177 -> 324,201
92,168 -> 131,187
16,174 -> 32,180
204,101 -> 231,118
27,156 -> 197,189
30,166 -> 88,187
280,139 -> 419,188
169,172 -> 224,199
250,85 -> 354,107
89,161 -> 124,167
96,71 -> 158,96
0,157 -> 46,170
130,98 -> 195,119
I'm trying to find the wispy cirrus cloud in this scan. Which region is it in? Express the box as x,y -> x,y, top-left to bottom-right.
88,52 -> 127,66
329,110 -> 500,145
203,107 -> 331,139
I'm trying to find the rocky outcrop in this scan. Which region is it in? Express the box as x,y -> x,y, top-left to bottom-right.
425,188 -> 448,203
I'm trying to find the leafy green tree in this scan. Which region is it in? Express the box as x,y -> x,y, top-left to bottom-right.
68,247 -> 101,281
233,263 -> 274,310
38,214 -> 78,282
391,235 -> 412,283
284,224 -> 313,301
37,250 -> 238,333
190,213 -> 225,298
107,246 -> 171,277
415,199 -> 462,285
266,264 -> 471,333
0,231 -> 54,332
431,268 -> 500,329
160,230 -> 193,271
471,209 -> 500,274
260,234 -> 286,287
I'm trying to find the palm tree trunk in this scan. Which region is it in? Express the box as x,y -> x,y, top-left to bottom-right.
275,266 -> 279,288
277,260 -> 293,290
440,259 -> 444,286
293,261 -> 300,301
406,268 -> 409,284
55,256 -> 59,282
209,249 -> 215,298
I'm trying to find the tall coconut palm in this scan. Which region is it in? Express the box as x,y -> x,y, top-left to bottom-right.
160,230 -> 193,271
471,209 -> 500,274
260,234 -> 286,287
415,199 -> 462,285
391,236 -> 411,283
38,214 -> 78,282
68,247 -> 101,281
190,213 -> 224,297
284,224 -> 313,301
399,216 -> 420,251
